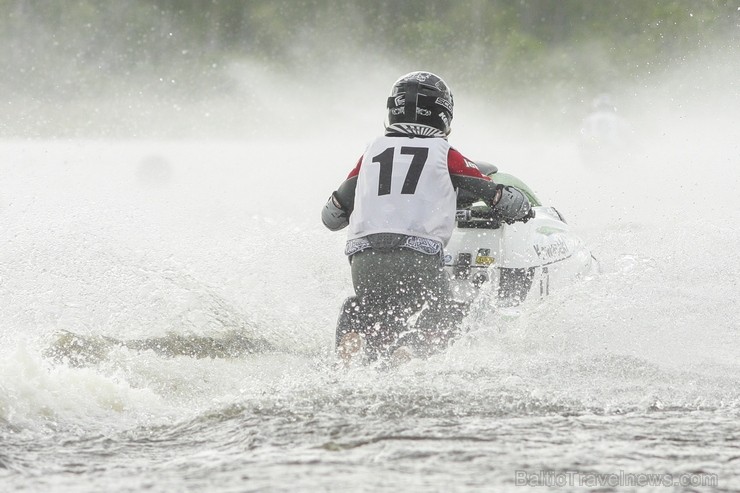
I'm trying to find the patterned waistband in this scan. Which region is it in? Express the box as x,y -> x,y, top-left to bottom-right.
345,235 -> 443,257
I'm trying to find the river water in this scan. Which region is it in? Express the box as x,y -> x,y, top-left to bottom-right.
0,130 -> 737,492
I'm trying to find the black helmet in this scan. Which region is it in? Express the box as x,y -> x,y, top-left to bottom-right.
387,71 -> 454,136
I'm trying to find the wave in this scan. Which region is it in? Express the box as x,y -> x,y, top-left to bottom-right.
44,329 -> 275,368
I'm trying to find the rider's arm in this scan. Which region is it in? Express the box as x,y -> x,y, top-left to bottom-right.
321,157 -> 361,231
447,148 -> 531,222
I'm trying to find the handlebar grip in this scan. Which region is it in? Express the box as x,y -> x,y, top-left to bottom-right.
455,210 -> 472,221
457,208 -> 498,220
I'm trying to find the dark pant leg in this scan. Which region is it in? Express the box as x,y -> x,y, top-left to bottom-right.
348,248 -> 452,357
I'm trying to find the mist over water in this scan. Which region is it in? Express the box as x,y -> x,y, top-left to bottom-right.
1,4 -> 739,491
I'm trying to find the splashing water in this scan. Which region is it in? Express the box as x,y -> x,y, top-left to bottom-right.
0,115 -> 738,493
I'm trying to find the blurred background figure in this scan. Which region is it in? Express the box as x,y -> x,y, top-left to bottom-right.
578,93 -> 633,167
136,154 -> 173,188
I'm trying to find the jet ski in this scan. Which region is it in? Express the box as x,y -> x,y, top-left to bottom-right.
445,162 -> 596,306
336,162 -> 597,365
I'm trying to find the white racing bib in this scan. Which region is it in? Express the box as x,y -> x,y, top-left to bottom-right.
348,136 -> 457,246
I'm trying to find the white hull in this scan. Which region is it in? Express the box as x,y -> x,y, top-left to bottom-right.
445,172 -> 596,305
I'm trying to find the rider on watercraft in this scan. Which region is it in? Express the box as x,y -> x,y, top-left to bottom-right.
321,71 -> 531,361
579,93 -> 633,166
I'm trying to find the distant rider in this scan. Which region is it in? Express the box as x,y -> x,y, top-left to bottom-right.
579,93 -> 633,166
321,71 -> 531,362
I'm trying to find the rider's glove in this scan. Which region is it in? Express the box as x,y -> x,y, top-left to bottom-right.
516,208 -> 536,224
490,185 -> 531,223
